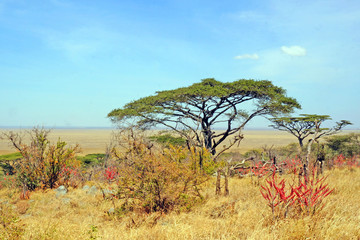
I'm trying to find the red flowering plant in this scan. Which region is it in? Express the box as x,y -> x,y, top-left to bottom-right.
260,166 -> 334,218
58,164 -> 80,188
281,157 -> 302,174
251,161 -> 271,178
333,154 -> 360,169
260,167 -> 296,218
104,167 -> 118,183
292,169 -> 334,215
236,168 -> 251,177
0,173 -> 17,190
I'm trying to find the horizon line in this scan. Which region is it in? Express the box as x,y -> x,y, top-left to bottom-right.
0,126 -> 359,131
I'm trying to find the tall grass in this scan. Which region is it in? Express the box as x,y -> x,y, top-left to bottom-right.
0,167 -> 359,239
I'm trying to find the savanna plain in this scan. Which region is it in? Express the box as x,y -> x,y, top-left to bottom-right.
1,129 -> 360,239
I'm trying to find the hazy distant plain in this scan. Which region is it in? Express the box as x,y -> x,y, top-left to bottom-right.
0,129 -> 357,155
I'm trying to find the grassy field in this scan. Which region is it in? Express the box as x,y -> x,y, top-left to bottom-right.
1,167 -> 359,239
0,128 -> 300,156
0,129 -> 115,155
1,128 -> 360,239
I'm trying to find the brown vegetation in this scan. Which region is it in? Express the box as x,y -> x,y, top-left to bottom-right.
0,167 -> 359,239
1,129 -> 360,239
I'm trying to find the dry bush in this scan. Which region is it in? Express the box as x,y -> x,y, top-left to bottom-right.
3,128 -> 80,193
109,131 -> 209,214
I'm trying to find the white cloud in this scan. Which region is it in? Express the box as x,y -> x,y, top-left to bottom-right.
281,46 -> 307,56
234,53 -> 259,60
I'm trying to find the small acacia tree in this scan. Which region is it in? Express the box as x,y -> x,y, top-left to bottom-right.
270,114 -> 351,175
108,78 -> 300,161
270,114 -> 318,148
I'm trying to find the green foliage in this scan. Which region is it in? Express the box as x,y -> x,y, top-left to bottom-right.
243,149 -> 263,159
270,114 -> 351,148
325,133 -> 360,157
87,225 -> 99,240
277,143 -> 301,159
108,78 -> 300,158
0,153 -> 22,161
270,114 -> 352,147
109,79 -> 300,121
149,133 -> 187,147
77,154 -> 106,167
0,153 -> 22,176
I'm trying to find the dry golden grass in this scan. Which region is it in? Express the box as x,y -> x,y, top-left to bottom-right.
1,167 -> 360,239
0,129 -> 298,156
0,129 -> 115,156
1,128 -> 358,155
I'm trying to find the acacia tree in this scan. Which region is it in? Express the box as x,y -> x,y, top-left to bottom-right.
108,78 -> 300,160
269,115 -> 318,148
270,114 -> 352,175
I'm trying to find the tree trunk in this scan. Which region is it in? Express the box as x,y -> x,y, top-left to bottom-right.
304,137 -> 315,180
203,133 -> 216,155
215,169 -> 221,195
224,172 -> 229,196
298,138 -> 304,148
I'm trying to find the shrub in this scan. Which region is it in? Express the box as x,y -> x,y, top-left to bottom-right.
326,133 -> 360,157
277,142 -> 302,159
110,132 -> 209,214
77,154 -> 106,167
3,128 -> 80,192
148,133 -> 187,147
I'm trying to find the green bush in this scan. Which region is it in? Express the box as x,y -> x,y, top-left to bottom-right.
77,154 -> 106,167
325,133 -> 360,157
0,153 -> 22,176
0,153 -> 22,161
149,133 -> 187,147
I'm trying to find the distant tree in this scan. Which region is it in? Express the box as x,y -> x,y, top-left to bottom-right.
108,78 -> 301,161
269,115 -> 318,148
270,114 -> 352,175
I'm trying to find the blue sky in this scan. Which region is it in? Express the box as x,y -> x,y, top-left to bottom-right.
0,0 -> 359,129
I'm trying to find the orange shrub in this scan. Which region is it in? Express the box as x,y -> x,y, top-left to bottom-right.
4,128 -> 80,192
110,133 -> 209,214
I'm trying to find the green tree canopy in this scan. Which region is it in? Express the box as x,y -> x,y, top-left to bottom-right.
270,114 -> 352,148
108,78 -> 301,159
270,114 -> 352,176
